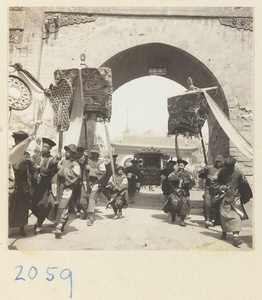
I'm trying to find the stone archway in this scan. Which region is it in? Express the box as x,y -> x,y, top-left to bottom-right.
101,42 -> 230,163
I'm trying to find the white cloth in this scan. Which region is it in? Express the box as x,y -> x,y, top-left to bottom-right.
204,91 -> 253,160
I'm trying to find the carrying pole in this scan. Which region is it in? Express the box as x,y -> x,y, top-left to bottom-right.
104,122 -> 116,185
198,125 -> 208,165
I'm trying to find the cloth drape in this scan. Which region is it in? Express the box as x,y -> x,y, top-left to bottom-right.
204,91 -> 253,160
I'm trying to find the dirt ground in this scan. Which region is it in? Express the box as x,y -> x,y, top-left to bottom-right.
8,188 -> 253,251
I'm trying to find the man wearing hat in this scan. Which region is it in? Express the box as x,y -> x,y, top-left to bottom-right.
52,144 -> 81,237
124,158 -> 141,204
210,156 -> 252,247
31,137 -> 61,234
106,165 -> 128,219
198,154 -> 224,228
70,146 -> 86,218
9,131 -> 36,236
165,159 -> 195,226
80,145 -> 106,226
100,154 -> 118,199
159,160 -> 177,201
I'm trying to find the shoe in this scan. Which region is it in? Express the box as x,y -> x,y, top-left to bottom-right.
221,232 -> 227,240
171,214 -> 176,223
54,228 -> 62,238
180,221 -> 186,227
205,220 -> 213,228
81,211 -> 88,220
34,227 -> 43,235
112,215 -> 118,220
20,229 -> 27,236
76,212 -> 81,218
233,237 -> 243,247
87,217 -> 93,226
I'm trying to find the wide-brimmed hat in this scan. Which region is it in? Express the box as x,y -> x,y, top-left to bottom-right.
90,145 -> 100,154
12,130 -> 28,140
77,146 -> 85,153
167,160 -> 177,166
214,155 -> 224,162
131,158 -> 140,164
177,159 -> 188,166
116,164 -> 125,171
64,144 -> 78,154
42,137 -> 56,148
224,157 -> 236,167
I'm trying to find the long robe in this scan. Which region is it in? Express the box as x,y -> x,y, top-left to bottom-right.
9,159 -> 36,227
125,165 -> 141,194
106,173 -> 128,212
211,167 -> 252,232
159,167 -> 173,196
31,154 -> 58,220
162,169 -> 195,217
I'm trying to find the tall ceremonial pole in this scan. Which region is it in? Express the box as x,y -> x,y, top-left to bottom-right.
80,53 -> 90,195
104,121 -> 116,185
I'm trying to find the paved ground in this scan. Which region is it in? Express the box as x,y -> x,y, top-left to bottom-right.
8,188 -> 253,251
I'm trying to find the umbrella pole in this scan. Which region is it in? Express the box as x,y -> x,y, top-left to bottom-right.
174,131 -> 183,161
83,112 -> 89,195
198,125 -> 208,165
104,122 -> 116,185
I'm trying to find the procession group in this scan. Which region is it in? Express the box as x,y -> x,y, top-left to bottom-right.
9,131 -> 252,247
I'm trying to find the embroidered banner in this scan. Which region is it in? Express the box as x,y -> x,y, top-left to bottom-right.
167,87 -> 217,136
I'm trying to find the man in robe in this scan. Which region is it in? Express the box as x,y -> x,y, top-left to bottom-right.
100,154 -> 118,199
106,165 -> 128,219
124,159 -> 141,204
53,144 -> 81,238
198,155 -> 224,228
80,145 -> 106,226
31,137 -> 60,234
210,157 -> 252,247
159,160 -> 177,201
163,159 -> 195,226
9,131 -> 36,236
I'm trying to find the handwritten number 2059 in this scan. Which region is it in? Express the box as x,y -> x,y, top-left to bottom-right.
15,265 -> 72,298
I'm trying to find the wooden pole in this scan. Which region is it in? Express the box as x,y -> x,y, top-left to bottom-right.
198,124 -> 208,165
104,122 -> 116,185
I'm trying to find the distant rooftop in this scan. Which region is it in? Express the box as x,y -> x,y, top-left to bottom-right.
112,133 -> 200,150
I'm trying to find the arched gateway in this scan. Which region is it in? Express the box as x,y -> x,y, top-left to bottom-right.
9,6 -> 253,180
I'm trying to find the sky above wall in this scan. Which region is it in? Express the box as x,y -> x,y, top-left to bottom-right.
98,75 -> 208,141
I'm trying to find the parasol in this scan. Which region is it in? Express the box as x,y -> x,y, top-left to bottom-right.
168,77 -> 217,164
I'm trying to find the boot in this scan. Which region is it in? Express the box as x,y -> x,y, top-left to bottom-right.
87,213 -> 94,226
34,227 -> 43,235
20,226 -> 27,236
233,236 -> 243,247
171,213 -> 176,223
180,216 -> 186,227
221,232 -> 227,240
205,219 -> 213,228
118,210 -> 123,219
81,211 -> 88,220
112,214 -> 118,220
54,228 -> 62,239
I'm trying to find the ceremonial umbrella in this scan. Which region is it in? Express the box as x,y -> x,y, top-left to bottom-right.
167,77 -> 218,164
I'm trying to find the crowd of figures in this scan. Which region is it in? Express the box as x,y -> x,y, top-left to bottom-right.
9,131 -> 253,247
9,131 -> 141,239
161,155 -> 253,247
